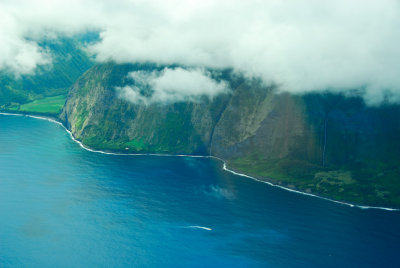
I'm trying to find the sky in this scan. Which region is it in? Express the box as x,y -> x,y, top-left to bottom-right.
1,0 -> 400,104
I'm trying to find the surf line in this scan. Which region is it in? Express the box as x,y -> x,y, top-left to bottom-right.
220,162 -> 399,211
184,226 -> 212,231
1,112 -> 399,212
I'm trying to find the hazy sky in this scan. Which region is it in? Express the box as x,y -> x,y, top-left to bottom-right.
1,0 -> 400,104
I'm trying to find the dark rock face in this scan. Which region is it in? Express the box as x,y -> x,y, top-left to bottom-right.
61,63 -> 400,207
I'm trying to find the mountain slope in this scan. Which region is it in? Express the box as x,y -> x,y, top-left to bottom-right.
60,63 -> 400,207
61,63 -> 231,153
0,34 -> 95,110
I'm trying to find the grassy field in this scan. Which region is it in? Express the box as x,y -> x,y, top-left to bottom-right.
8,95 -> 66,115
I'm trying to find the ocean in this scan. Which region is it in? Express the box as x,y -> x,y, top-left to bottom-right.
1,114 -> 400,267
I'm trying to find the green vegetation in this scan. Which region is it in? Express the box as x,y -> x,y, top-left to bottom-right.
82,136 -> 139,152
60,63 -> 216,155
125,139 -> 147,151
8,95 -> 66,115
0,34 -> 95,110
228,155 -> 400,207
77,110 -> 204,154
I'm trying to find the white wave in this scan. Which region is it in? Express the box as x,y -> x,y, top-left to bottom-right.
1,112 -> 398,212
184,226 -> 212,231
0,112 -> 23,116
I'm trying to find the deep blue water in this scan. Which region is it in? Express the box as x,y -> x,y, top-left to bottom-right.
1,114 -> 400,267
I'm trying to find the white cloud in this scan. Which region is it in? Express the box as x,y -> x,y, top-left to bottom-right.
0,0 -> 102,74
1,0 -> 400,103
0,8 -> 51,75
117,68 -> 230,104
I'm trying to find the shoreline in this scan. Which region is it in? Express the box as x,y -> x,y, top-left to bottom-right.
1,111 -> 399,212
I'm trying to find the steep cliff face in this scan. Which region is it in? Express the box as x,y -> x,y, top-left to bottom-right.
225,93 -> 400,207
61,63 -> 400,207
60,63 -> 231,154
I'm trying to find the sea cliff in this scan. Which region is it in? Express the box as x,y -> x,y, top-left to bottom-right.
60,63 -> 400,207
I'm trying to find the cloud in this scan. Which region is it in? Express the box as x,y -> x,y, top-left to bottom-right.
117,68 -> 230,104
0,0 -> 102,74
1,0 -> 400,103
0,8 -> 51,75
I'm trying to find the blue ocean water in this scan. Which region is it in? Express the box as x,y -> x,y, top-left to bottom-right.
0,114 -> 400,268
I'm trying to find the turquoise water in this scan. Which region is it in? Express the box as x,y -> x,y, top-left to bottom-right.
1,114 -> 400,267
